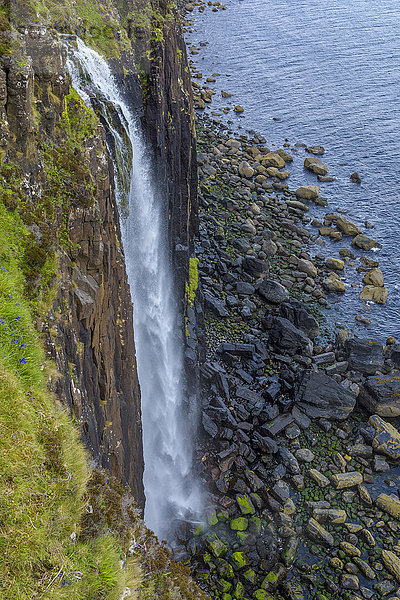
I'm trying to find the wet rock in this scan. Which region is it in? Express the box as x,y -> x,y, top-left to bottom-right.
375,493 -> 400,519
295,448 -> 315,462
322,273 -> 345,293
336,216 -> 362,236
204,292 -> 228,317
362,267 -> 384,287
350,172 -> 361,183
202,412 -> 219,437
304,156 -> 329,175
369,414 -> 400,458
359,376 -> 400,417
297,258 -> 318,278
345,337 -> 384,375
326,257 -> 344,270
280,300 -> 319,339
352,234 -> 381,250
268,317 -> 313,357
239,161 -> 254,178
382,550 -> 400,582
353,558 -> 375,580
313,508 -> 347,524
236,494 -> 255,515
341,574 -> 359,590
295,185 -> 319,200
261,152 -> 285,168
331,472 -> 363,489
306,145 -> 325,155
294,371 -> 356,420
279,447 -> 300,474
307,518 -> 334,546
309,469 -> 330,487
234,105 -> 244,113
340,541 -> 361,558
281,536 -> 298,567
206,533 -> 228,557
360,285 -> 388,304
230,517 -> 248,531
258,279 -> 289,304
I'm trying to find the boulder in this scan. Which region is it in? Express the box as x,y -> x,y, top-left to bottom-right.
350,172 -> 361,183
269,316 -> 313,357
307,518 -> 333,546
336,216 -> 362,236
239,161 -> 254,178
330,472 -> 363,489
376,494 -> 400,519
382,550 -> 400,582
304,156 -> 328,175
359,376 -> 400,417
295,185 -> 319,200
326,257 -> 344,270
369,414 -> 400,459
294,371 -> 356,420
297,258 -> 317,278
280,300 -> 319,339
258,279 -> 289,304
362,268 -> 384,287
352,234 -> 381,250
243,256 -> 267,277
360,285 -> 388,304
322,273 -> 345,293
204,292 -> 229,317
345,337 -> 384,375
234,105 -> 244,113
306,145 -> 325,155
261,152 -> 285,168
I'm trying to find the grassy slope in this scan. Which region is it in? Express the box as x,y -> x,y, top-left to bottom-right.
0,188 -> 142,599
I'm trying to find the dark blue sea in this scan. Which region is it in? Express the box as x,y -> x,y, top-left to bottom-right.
187,0 -> 400,340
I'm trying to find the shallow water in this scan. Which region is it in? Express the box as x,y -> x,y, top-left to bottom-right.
187,0 -> 400,339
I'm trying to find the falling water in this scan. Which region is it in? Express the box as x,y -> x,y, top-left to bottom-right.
67,39 -> 201,540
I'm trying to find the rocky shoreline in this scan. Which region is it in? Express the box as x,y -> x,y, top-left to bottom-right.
178,97 -> 400,600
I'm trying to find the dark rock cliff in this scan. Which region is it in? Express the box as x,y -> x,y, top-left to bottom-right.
0,0 -> 197,509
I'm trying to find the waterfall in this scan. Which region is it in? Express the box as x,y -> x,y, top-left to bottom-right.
67,39 -> 201,541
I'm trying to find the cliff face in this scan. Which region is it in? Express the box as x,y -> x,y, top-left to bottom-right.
0,0 -> 197,510
0,22 -> 144,506
122,0 -> 198,290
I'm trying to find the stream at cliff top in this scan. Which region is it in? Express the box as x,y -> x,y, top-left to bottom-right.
187,0 -> 400,340
67,39 -> 202,541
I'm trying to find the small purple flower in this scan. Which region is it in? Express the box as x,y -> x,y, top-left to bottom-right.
20,357 -> 27,364
20,344 -> 26,349
16,316 -> 21,320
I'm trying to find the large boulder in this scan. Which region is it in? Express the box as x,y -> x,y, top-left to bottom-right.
280,299 -> 319,339
258,279 -> 289,304
345,337 -> 384,375
360,285 -> 388,304
243,255 -> 267,277
352,234 -> 381,250
336,216 -> 362,236
269,317 -> 313,357
358,375 -> 400,417
295,185 -> 319,200
304,156 -> 328,175
369,415 -> 400,460
294,371 -> 356,420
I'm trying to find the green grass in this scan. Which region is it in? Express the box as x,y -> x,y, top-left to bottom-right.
0,218 -> 141,599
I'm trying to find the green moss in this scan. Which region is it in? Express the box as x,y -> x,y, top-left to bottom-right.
186,256 -> 199,306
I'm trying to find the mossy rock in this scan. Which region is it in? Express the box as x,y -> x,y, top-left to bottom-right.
233,581 -> 245,599
230,551 -> 247,570
217,579 -> 232,593
230,517 -> 248,531
218,559 -> 234,580
206,533 -> 228,558
236,494 -> 255,515
253,590 -> 272,600
243,569 -> 257,584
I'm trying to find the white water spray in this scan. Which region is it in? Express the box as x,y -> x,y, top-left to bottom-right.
67,39 -> 201,540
